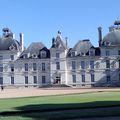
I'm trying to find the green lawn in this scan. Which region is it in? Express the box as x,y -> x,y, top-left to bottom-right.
0,91 -> 120,120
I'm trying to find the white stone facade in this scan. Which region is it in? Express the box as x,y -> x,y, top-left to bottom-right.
1,21 -> 120,87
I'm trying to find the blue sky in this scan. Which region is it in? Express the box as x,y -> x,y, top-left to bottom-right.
0,0 -> 120,48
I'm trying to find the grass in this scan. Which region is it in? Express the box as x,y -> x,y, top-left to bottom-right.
0,91 -> 120,119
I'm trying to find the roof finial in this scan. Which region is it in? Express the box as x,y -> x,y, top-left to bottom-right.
58,30 -> 61,35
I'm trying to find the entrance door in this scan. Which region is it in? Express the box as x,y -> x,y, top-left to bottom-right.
55,76 -> 61,84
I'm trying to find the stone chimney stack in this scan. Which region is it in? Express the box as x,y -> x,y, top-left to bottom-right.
13,33 -> 15,39
65,37 -> 68,48
20,33 -> 24,51
98,27 -> 102,47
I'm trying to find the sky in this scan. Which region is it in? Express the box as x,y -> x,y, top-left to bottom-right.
0,0 -> 120,48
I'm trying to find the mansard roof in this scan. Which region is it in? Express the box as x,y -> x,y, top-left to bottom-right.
20,42 -> 50,58
73,39 -> 93,54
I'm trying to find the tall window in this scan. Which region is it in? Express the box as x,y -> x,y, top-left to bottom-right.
90,61 -> 94,69
0,56 -> 3,60
11,77 -> 14,84
106,50 -> 110,56
25,63 -> 28,71
82,74 -> 85,82
118,50 -> 120,55
33,76 -> 37,84
10,55 -> 14,60
106,75 -> 110,82
0,64 -> 3,72
42,63 -> 45,71
11,64 -> 14,72
56,53 -> 60,58
119,60 -> 120,68
106,60 -> 110,68
81,61 -> 85,69
33,63 -> 37,71
56,62 -> 60,70
42,76 -> 46,84
119,73 -> 120,81
72,75 -> 76,83
0,77 -> 3,85
72,61 -> 76,70
91,74 -> 95,82
25,76 -> 28,84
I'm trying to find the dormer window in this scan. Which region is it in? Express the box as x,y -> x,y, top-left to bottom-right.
23,53 -> 30,59
24,54 -> 28,59
71,51 -> 75,57
89,50 -> 94,56
32,54 -> 37,58
9,45 -> 16,51
41,51 -> 46,58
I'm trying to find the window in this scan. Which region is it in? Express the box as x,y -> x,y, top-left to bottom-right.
96,62 -> 100,69
119,60 -> 120,68
106,75 -> 110,82
71,52 -> 75,57
41,51 -> 46,58
25,63 -> 28,71
56,62 -> 60,70
89,50 -> 94,56
0,77 -> 3,85
0,64 -> 3,72
42,76 -> 46,84
90,61 -> 94,69
81,61 -> 85,69
24,54 -> 28,59
33,63 -> 37,71
119,73 -> 120,81
0,56 -> 3,60
33,76 -> 37,84
106,50 -> 110,56
10,55 -> 14,60
118,50 -> 120,55
72,75 -> 76,83
106,60 -> 110,68
72,61 -> 76,70
11,77 -> 14,84
56,53 -> 60,58
11,64 -> 14,72
25,76 -> 28,84
82,74 -> 85,82
91,74 -> 95,82
42,63 -> 45,71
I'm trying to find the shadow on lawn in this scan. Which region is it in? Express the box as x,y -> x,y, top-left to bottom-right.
1,101 -> 120,120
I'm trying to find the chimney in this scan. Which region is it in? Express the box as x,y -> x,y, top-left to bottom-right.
20,33 -> 24,51
98,27 -> 102,47
65,37 -> 68,48
13,33 -> 15,39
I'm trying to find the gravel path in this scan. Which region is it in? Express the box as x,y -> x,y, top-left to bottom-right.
0,87 -> 120,98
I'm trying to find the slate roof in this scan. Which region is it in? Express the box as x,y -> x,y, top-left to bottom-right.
102,29 -> 120,46
20,42 -> 50,58
73,39 -> 93,55
0,37 -> 21,51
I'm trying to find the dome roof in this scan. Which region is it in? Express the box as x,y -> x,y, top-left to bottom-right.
102,30 -> 120,46
0,37 -> 21,51
73,39 -> 93,54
